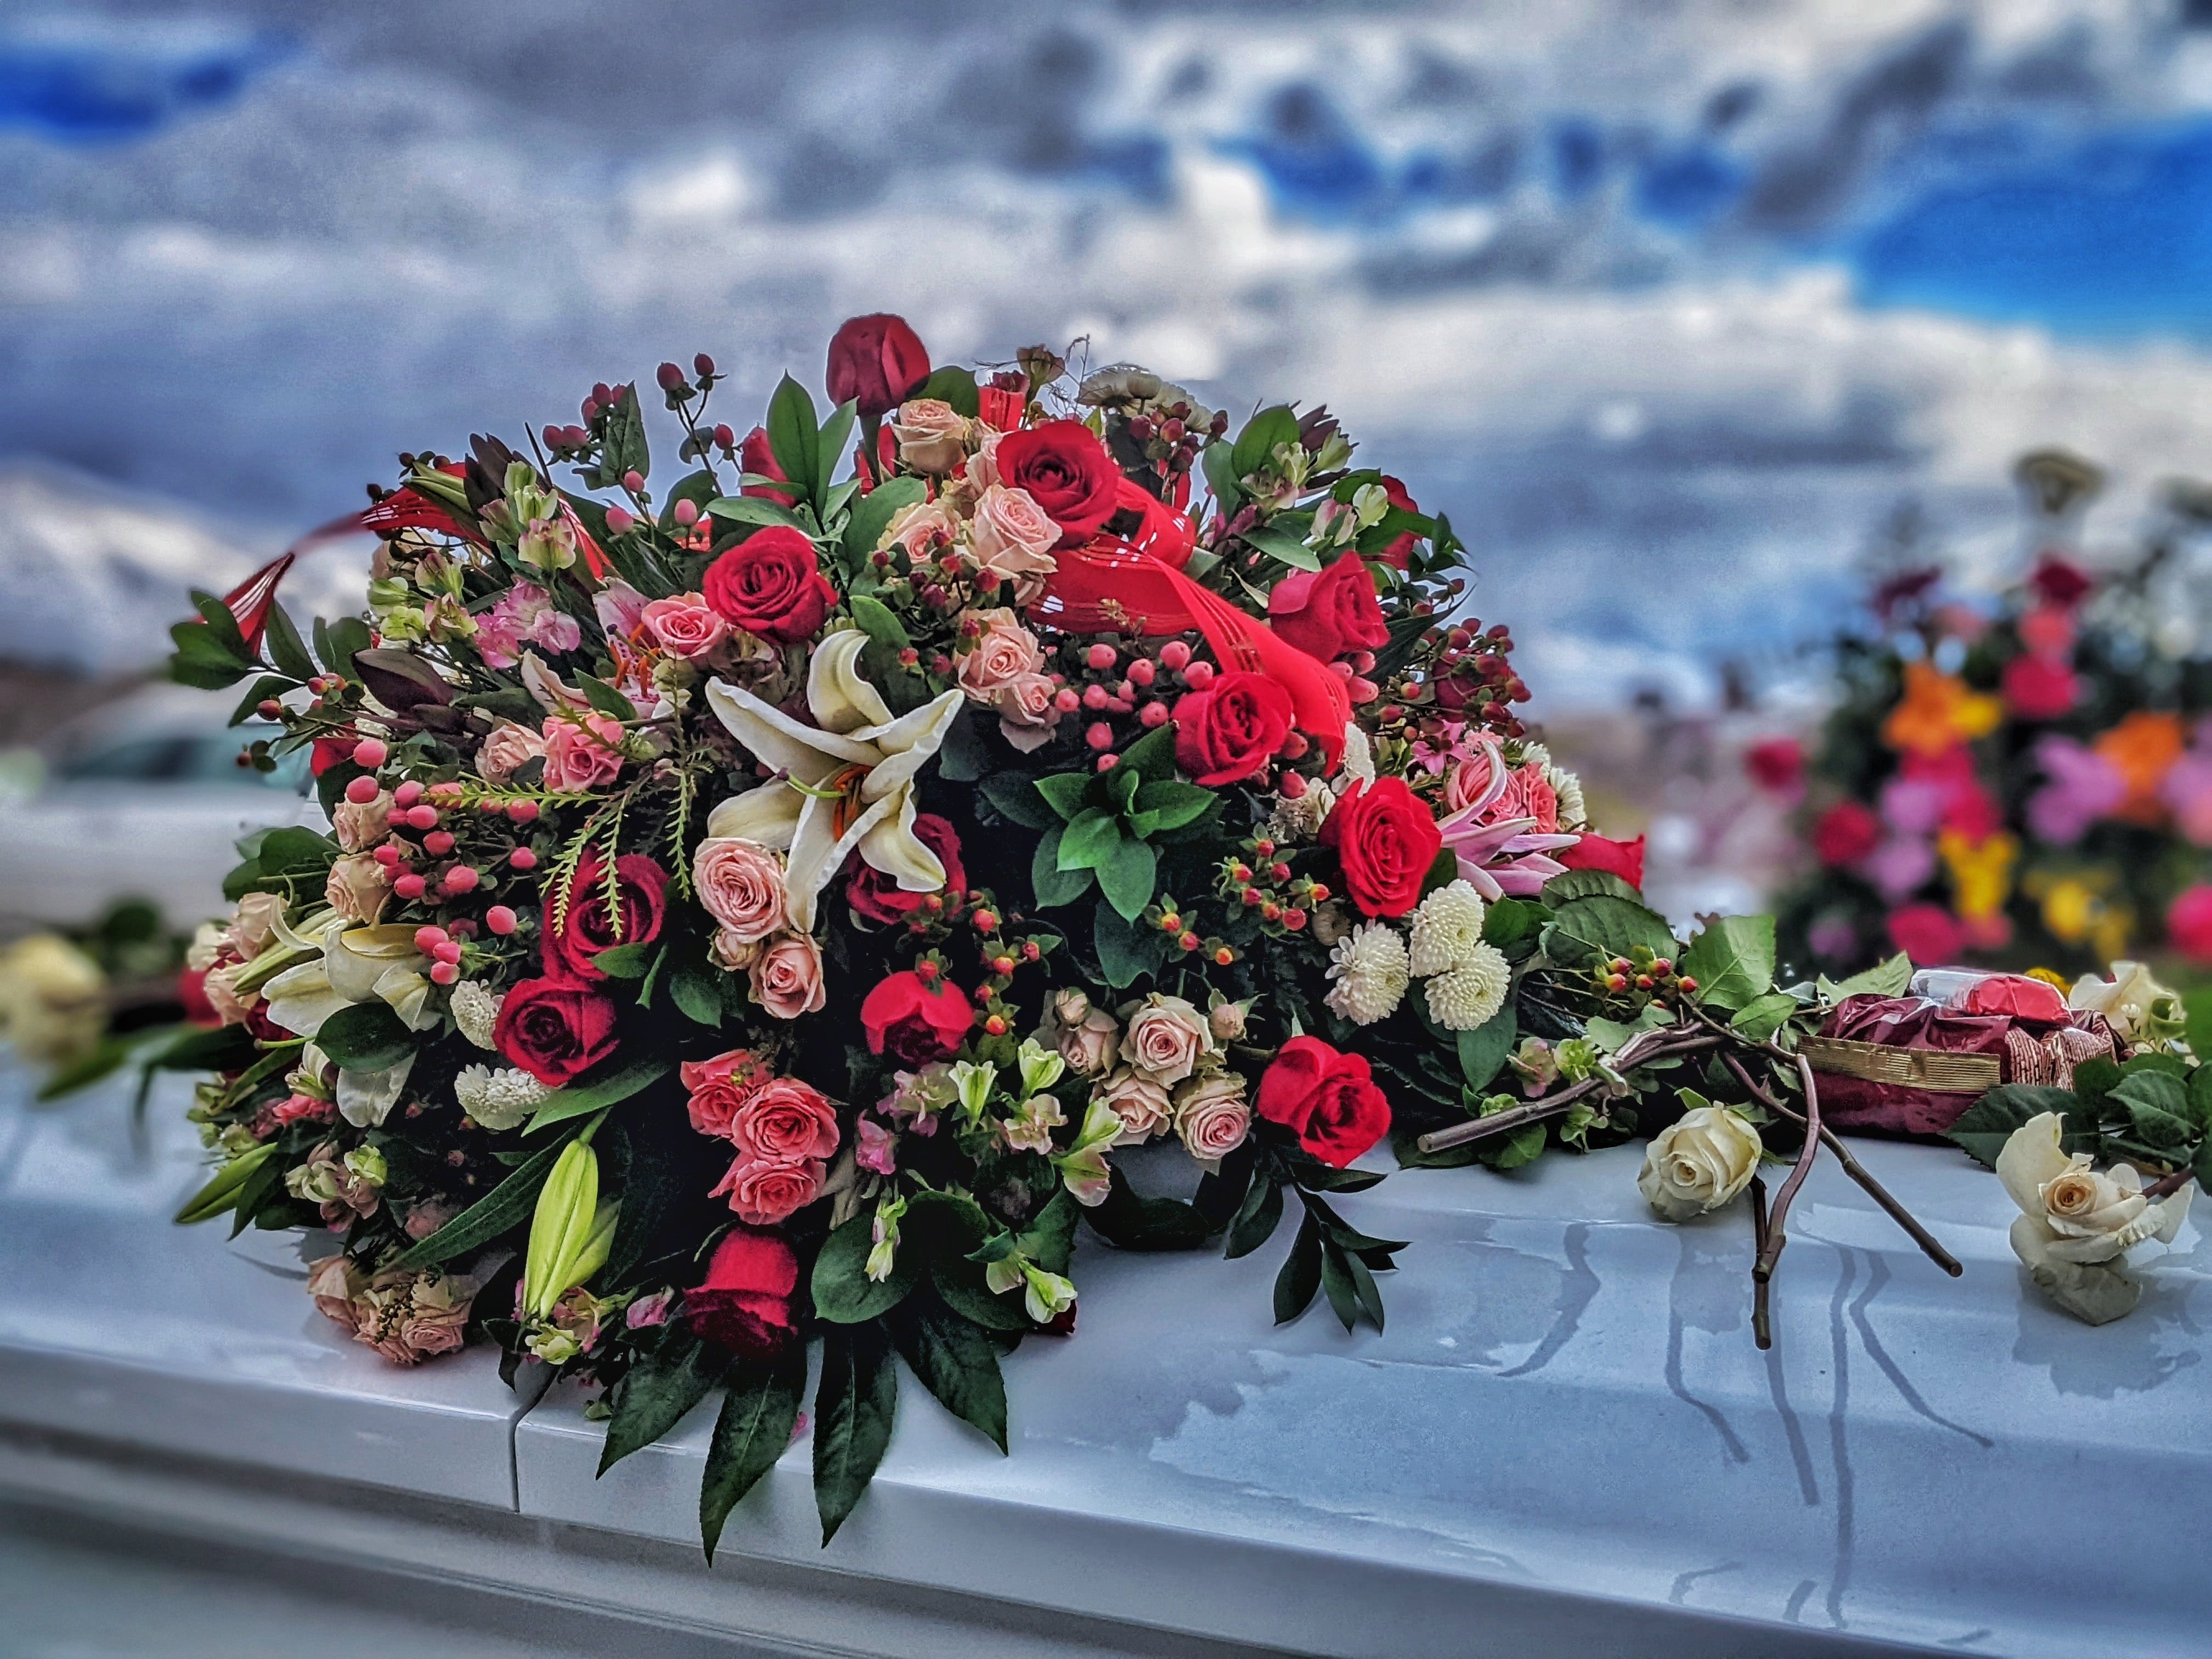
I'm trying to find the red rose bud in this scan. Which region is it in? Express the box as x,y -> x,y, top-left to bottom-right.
687,1224 -> 799,1361
825,313 -> 931,419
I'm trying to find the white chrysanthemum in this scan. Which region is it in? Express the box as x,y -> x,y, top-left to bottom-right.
1408,879 -> 1488,977
1425,942 -> 1512,1031
454,1064 -> 547,1131
1338,723 -> 1376,788
1324,921 -> 1409,1025
1547,765 -> 1587,830
450,980 -> 502,1049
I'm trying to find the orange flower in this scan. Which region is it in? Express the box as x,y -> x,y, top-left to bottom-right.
1882,662 -> 2001,758
2092,711 -> 2183,823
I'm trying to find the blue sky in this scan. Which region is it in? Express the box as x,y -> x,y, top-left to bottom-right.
9,1 -> 2212,702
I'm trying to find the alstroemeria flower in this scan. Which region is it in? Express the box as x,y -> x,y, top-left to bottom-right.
1435,740 -> 1579,900
1051,1097 -> 1124,1207
703,630 -> 963,932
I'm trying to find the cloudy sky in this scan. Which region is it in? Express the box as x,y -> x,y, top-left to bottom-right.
8,0 -> 2212,702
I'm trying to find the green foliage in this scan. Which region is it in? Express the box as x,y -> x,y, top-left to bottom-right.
524,1059 -> 669,1134
1231,404 -> 1301,481
388,1131 -> 577,1270
700,1345 -> 808,1561
892,1298 -> 1008,1453
812,1323 -> 898,1545
764,376 -> 820,506
1454,1001 -> 1520,1093
812,1210 -> 919,1323
600,1332 -> 726,1476
1945,1085 -> 2094,1169
1680,915 -> 1776,1012
313,1001 -> 414,1071
1547,895 -> 1677,965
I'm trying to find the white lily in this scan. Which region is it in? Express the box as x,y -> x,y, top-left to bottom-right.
703,629 -> 963,932
261,921 -> 438,1039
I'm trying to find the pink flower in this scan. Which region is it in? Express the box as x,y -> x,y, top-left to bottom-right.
271,1092 -> 335,1127
1437,742 -> 1579,901
855,1116 -> 898,1175
475,581 -> 580,670
1887,902 -> 1964,966
955,608 -> 1043,701
540,710 -> 627,791
593,579 -> 651,638
711,1153 -> 825,1226
2168,885 -> 2212,964
625,1288 -> 674,1330
1174,1074 -> 1250,1165
996,672 -> 1060,753
639,592 -> 731,662
324,852 -> 394,925
968,485 -> 1060,598
681,1048 -> 770,1139
1094,1066 -> 1172,1145
475,721 -> 546,785
1862,836 -> 1937,902
2028,737 -> 2126,845
2160,735 -> 2212,847
730,1076 -> 839,1164
749,932 -> 826,1020
331,788 -> 394,853
693,837 -> 789,942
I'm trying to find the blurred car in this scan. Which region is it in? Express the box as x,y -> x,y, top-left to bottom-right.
0,688 -> 323,933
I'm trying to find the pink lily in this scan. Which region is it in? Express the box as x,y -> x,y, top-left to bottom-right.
1435,741 -> 1578,899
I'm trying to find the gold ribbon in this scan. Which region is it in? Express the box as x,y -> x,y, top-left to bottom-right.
1799,1036 -> 2001,1093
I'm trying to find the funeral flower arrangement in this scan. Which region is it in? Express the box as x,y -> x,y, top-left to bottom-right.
1773,450 -> 2212,979
151,309 -> 1809,1549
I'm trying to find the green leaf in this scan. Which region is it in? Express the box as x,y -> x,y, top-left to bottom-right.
313,1001 -> 413,1071
812,1211 -> 919,1323
699,1345 -> 806,1562
262,603 -> 315,682
1224,1173 -> 1284,1260
670,964 -> 725,1028
815,398 -> 858,505
1057,806 -> 1123,872
577,674 -> 640,724
1030,825 -> 1094,908
893,1301 -> 1007,1453
1482,1120 -> 1549,1171
1240,524 -> 1321,571
1201,441 -> 1243,515
1115,722 -> 1178,783
139,1021 -> 258,1074
1232,404 -> 1301,481
1482,897 -> 1549,951
1730,991 -> 1800,1046
1455,1000 -> 1520,1092
174,1143 -> 280,1225
1418,844 -> 1461,900
979,772 -> 1056,830
765,375 -> 820,505
388,1131 -> 575,1269
1094,901 -> 1160,989
1541,869 -> 1643,907
35,1034 -> 136,1101
524,1059 -> 668,1134
849,594 -> 910,652
704,495 -> 807,531
1945,1085 -> 2089,1170
813,1322 -> 898,1545
1096,836 -> 1158,922
2112,1071 -> 2196,1150
1547,895 -> 1677,966
936,707 -> 991,783
590,941 -> 653,979
1018,1189 -> 1079,1274
2186,1063 -> 2212,1132
599,1333 -> 726,1476
1272,1210 -> 1324,1324
1084,1166 -> 1213,1251
1680,915 -> 1776,1013
600,382 -> 650,483
1128,779 -> 1217,836
1034,771 -> 1094,822
1820,952 -> 1914,1002
840,476 -> 926,572
932,1258 -> 1028,1331
915,365 -> 981,417
320,616 -> 372,679
1319,1238 -> 1362,1331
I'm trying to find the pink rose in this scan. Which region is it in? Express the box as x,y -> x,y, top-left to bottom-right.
1175,1074 -> 1251,1164
693,837 -> 789,943
325,852 -> 394,925
475,721 -> 546,786
749,932 -> 826,1020
996,672 -> 1059,753
307,1255 -> 365,1328
225,892 -> 285,959
331,788 -> 394,853
968,484 -> 1060,597
681,1048 -> 770,1139
1048,1004 -> 1119,1076
885,498 -> 961,563
639,592 -> 731,662
730,1076 -> 839,1164
891,398 -> 970,473
956,608 -> 1043,702
1095,1067 -> 1173,1146
711,1153 -> 825,1226
1120,992 -> 1214,1085
540,710 -> 626,792
964,431 -> 1005,492
201,962 -> 252,1026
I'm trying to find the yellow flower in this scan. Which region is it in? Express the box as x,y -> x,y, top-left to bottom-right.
2024,967 -> 2070,991
1882,662 -> 2001,758
2038,877 -> 2097,945
1938,831 -> 2016,921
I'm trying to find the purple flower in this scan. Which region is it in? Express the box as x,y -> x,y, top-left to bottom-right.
2027,737 -> 2125,845
1878,776 -> 1948,837
475,581 -> 581,670
1863,836 -> 1937,902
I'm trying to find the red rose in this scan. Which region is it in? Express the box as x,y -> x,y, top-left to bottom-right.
686,1223 -> 800,1360
1557,831 -> 1646,891
1255,1035 -> 1391,1167
860,970 -> 972,1065
2001,653 -> 2077,720
847,815 -> 964,924
1267,554 -> 1390,662
1887,902 -> 1964,967
1375,476 -> 1419,569
1744,737 -> 1804,794
543,850 -> 668,981
825,313 -> 930,420
2169,885 -> 2212,964
178,966 -> 221,1028
2030,554 -> 2092,610
739,425 -> 797,507
1173,672 -> 1294,785
702,525 -> 836,644
1812,802 -> 1880,867
1320,776 -> 1442,917
495,974 -> 620,1087
994,420 -> 1120,546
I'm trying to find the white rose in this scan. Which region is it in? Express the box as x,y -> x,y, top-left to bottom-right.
1996,1110 -> 2194,1324
2068,961 -> 2186,1047
1120,992 -> 1215,1086
1638,1105 -> 1762,1222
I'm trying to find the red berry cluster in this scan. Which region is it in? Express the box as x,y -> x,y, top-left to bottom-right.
1210,837 -> 1327,937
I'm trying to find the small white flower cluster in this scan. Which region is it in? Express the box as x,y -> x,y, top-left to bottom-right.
450,980 -> 503,1049
454,1064 -> 548,1131
1408,880 -> 1511,1031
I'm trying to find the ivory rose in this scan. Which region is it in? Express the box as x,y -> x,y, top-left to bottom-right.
956,608 -> 1043,702
996,672 -> 1060,753
1175,1073 -> 1251,1165
475,720 -> 546,786
2067,961 -> 2186,1048
1638,1105 -> 1762,1222
750,932 -> 826,1020
225,891 -> 287,959
891,398 -> 970,474
884,498 -> 961,563
1120,993 -> 1214,1086
331,787 -> 395,853
1996,1111 -> 2194,1324
325,853 -> 394,926
968,485 -> 1061,595
693,836 -> 789,943
1095,1066 -> 1173,1146
1045,1001 -> 1119,1076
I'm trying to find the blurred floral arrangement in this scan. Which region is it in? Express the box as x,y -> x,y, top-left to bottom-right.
0,900 -> 194,1093
1771,450 -> 2212,980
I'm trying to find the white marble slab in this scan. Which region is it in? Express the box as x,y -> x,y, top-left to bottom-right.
0,1060 -> 531,1510
516,1138 -> 2212,1659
